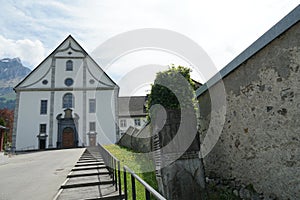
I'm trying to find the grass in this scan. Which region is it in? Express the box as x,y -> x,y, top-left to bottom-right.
103,144 -> 159,200
103,145 -> 241,200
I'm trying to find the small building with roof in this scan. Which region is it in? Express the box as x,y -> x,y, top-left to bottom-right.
118,96 -> 148,135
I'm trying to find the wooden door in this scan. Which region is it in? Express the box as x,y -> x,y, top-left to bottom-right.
39,139 -> 46,150
62,128 -> 74,148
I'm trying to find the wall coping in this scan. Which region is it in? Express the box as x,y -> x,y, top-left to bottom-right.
196,5 -> 300,97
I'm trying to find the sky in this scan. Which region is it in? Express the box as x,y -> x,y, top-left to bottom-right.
0,0 -> 299,95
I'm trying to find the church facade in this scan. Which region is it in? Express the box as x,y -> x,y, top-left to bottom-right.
12,35 -> 119,151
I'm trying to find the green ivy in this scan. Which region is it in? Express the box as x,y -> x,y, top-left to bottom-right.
0,118 -> 6,126
147,65 -> 198,118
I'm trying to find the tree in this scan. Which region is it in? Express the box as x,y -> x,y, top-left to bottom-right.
0,118 -> 5,126
147,66 -> 207,199
0,108 -> 14,143
147,65 -> 197,116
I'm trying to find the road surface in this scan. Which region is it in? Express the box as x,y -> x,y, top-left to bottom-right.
0,148 -> 85,200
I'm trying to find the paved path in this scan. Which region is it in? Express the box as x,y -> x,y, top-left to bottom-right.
55,147 -> 123,200
0,148 -> 85,200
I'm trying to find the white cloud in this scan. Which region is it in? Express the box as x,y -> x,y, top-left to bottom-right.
0,35 -> 46,69
0,0 -> 298,74
60,0 -> 299,70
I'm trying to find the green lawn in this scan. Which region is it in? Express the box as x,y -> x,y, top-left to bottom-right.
103,145 -> 240,200
103,144 -> 159,199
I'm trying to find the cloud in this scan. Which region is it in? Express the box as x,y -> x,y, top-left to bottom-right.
0,1 -> 78,51
0,35 -> 46,69
59,0 -> 299,70
0,0 -> 298,73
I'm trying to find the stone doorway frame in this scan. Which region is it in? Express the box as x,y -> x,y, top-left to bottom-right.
56,109 -> 79,149
88,132 -> 97,146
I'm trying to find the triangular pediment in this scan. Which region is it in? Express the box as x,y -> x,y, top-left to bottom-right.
15,35 -> 118,90
53,35 -> 86,58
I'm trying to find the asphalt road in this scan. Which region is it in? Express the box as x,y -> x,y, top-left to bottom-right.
0,148 -> 85,200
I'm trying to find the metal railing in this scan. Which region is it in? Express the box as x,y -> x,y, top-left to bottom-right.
123,166 -> 166,200
97,144 -> 166,200
98,144 -> 122,198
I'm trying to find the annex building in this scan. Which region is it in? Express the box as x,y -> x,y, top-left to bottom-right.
12,35 -> 119,151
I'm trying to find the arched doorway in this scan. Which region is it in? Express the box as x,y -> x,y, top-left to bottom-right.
62,127 -> 74,148
56,109 -> 79,149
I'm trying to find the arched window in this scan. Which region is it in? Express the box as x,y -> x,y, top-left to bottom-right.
66,60 -> 73,71
63,93 -> 74,108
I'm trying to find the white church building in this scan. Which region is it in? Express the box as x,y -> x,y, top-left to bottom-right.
12,35 -> 119,151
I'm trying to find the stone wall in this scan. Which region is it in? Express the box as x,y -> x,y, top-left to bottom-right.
198,21 -> 300,199
117,126 -> 137,149
151,109 -> 206,200
117,125 -> 152,153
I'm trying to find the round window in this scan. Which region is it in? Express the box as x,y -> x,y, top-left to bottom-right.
42,79 -> 48,85
65,78 -> 74,86
89,79 -> 95,84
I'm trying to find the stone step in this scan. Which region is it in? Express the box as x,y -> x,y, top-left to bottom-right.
79,158 -> 98,161
79,159 -> 97,161
67,174 -> 112,185
85,194 -> 125,200
55,147 -> 123,200
56,185 -> 122,200
75,162 -> 104,167
77,160 -> 103,163
70,168 -> 110,175
80,156 -> 95,159
67,171 -> 111,178
72,166 -> 107,171
60,180 -> 114,189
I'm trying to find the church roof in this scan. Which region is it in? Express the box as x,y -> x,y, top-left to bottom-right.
14,35 -> 118,90
118,96 -> 147,117
196,5 -> 300,97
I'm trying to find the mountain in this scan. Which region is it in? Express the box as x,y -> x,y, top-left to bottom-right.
0,58 -> 31,110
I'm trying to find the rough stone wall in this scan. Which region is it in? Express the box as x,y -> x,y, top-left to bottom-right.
117,125 -> 152,153
131,124 -> 152,152
198,22 -> 300,199
152,109 -> 206,200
